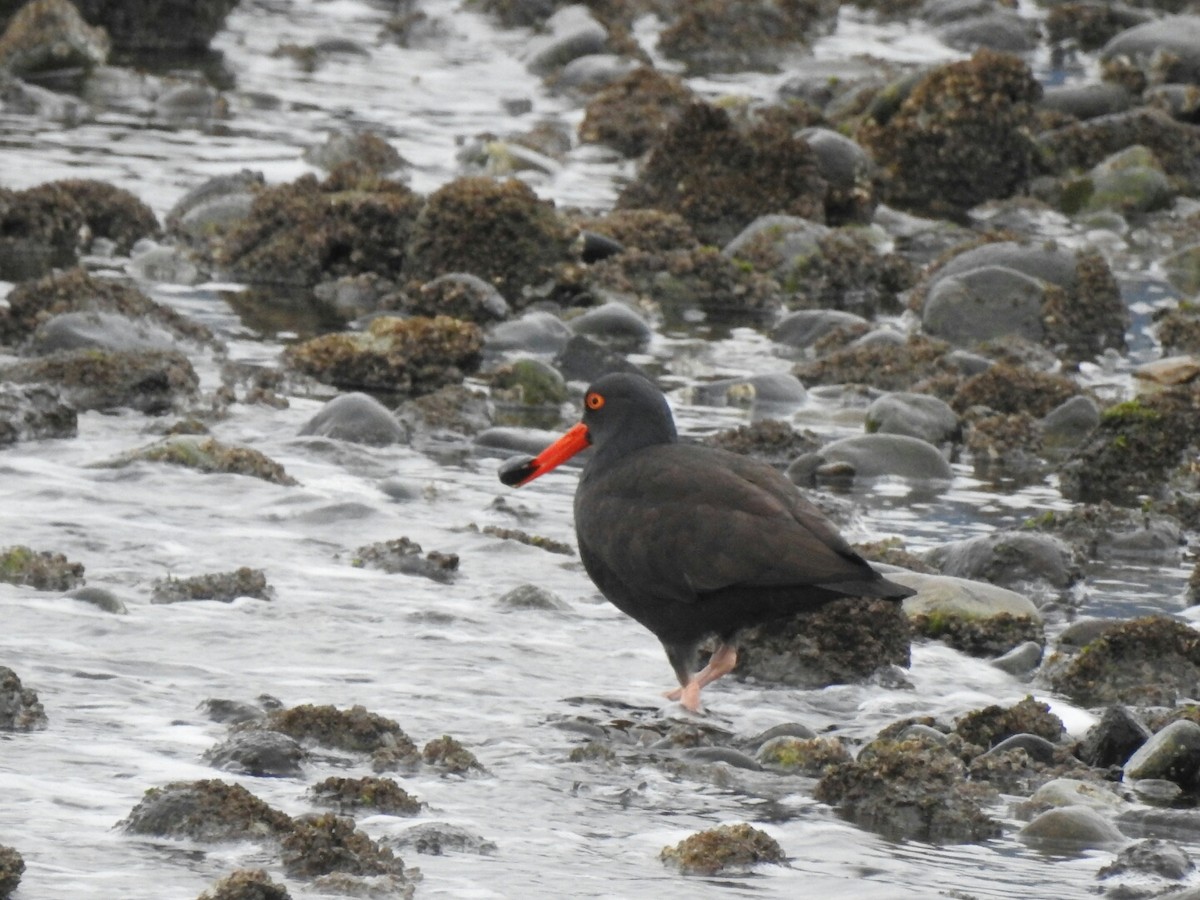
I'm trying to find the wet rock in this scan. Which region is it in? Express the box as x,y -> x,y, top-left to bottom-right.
284,315 -> 483,396
0,845 -> 23,900
299,392 -> 407,446
1038,81 -> 1132,121
152,567 -> 273,604
955,696 -> 1064,750
0,348 -> 198,414
815,736 -> 1000,843
617,101 -> 825,246
486,310 -> 572,354
1101,15 -> 1200,86
895,571 -> 1042,655
1019,778 -> 1127,818
490,358 -> 567,428
265,704 -> 420,766
219,168 -> 423,286
103,436 -> 297,485
197,868 -> 292,900
64,584 -> 126,613
865,392 -> 959,444
1019,805 -> 1125,851
423,734 -> 484,775
281,812 -> 412,897
497,583 -> 572,611
69,0 -> 239,54
923,265 -> 1048,345
989,641 -> 1043,676
923,531 -> 1080,592
724,214 -> 828,280
577,66 -> 691,157
1046,615 -> 1200,706
1066,144 -> 1174,217
798,127 -> 878,224
397,272 -> 510,324
773,309 -> 868,351
119,779 -> 293,841
1059,386 -> 1200,505
165,169 -> 262,246
524,5 -> 608,76
353,536 -> 458,583
1077,705 -> 1152,769
756,735 -> 851,775
203,730 -> 305,778
555,52 -> 639,91
1,268 -> 209,348
856,49 -> 1041,220
692,373 -> 807,412
0,182 -> 83,279
659,822 -> 786,875
0,0 -> 108,80
553,332 -> 643,384
309,776 -> 421,816
396,383 -> 492,440
1135,354 -> 1200,389
303,130 -> 406,175
1039,395 -> 1099,453
1099,839 -> 1194,883
790,433 -> 953,482
791,228 -> 915,319
390,822 -> 497,856
0,666 -> 47,730
406,176 -> 573,307
1037,109 -> 1200,200
568,301 -> 651,351
735,597 -> 910,688
0,544 -> 84,591
199,697 -> 273,727
793,333 -> 957,392
29,310 -> 180,355
0,383 -> 76,445
1025,502 -> 1184,563
1123,720 -> 1200,787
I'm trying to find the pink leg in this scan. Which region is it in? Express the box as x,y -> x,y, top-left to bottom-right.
662,643 -> 739,710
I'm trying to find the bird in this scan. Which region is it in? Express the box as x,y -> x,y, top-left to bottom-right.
499,372 -> 915,712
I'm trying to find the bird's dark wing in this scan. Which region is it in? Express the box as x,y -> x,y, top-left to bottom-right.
575,444 -> 881,605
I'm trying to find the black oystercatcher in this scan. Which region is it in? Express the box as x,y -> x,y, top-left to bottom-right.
499,373 -> 914,711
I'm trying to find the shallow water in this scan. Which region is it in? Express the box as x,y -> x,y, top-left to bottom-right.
0,1 -> 1197,898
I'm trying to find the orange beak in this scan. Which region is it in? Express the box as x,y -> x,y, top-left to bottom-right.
498,422 -> 591,487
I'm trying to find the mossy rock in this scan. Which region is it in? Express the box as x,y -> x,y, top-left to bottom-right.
0,544 -> 84,591
954,696 -> 1064,749
119,779 -> 293,841
309,776 -> 421,816
103,436 -> 297,485
659,823 -> 786,875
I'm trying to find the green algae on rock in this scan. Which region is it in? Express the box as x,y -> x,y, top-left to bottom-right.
0,544 -> 84,591
99,436 -> 297,485
659,822 -> 786,875
284,314 -> 482,395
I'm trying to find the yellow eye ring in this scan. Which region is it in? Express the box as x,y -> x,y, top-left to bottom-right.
585,392 -> 605,410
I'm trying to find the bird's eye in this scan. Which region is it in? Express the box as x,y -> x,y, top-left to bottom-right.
585,392 -> 605,410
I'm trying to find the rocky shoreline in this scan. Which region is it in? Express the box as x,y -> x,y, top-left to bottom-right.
2,0 -> 1200,897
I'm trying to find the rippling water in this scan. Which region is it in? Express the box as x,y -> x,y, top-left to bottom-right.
0,1 -> 1196,898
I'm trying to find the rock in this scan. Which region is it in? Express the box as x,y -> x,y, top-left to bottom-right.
203,730 -> 306,778
303,130 -> 405,175
1039,82 -> 1132,121
555,52 -> 640,90
0,383 -> 76,446
0,845 -> 24,899
937,11 -> 1039,53
1123,720 -> 1200,787
524,5 -> 608,76
856,50 -> 1041,220
299,392 -> 407,446
1025,502 -> 1185,564
281,813 -> 411,895
790,434 -> 953,482
0,0 -> 108,79
1098,839 -> 1194,882
1019,805 -> 1125,851
1134,354 -> 1200,388
406,176 -> 573,306
152,567 -> 273,604
490,357 -> 567,428
798,127 -> 878,224
1022,778 -> 1127,816
309,776 -> 421,816
815,736 -> 1000,843
659,823 -> 785,875
64,585 -> 126,613
0,666 -> 47,731
724,214 -> 829,278
0,545 -> 84,591
923,531 -> 1080,591
990,641 -> 1043,675
30,310 -> 180,354
486,310 -> 572,354
166,170 -> 262,246
396,383 -> 492,440
955,696 -> 1064,750
735,597 -> 910,688
0,348 -> 198,414
119,780 -> 294,841
353,537 -> 458,584
1039,395 -> 1099,452
567,301 -> 652,351
101,437 -> 297,485
773,308 -> 868,350
756,735 -> 851,774
554,332 -> 644,383
284,315 -> 482,395
422,734 -> 484,775
497,584 -> 571,612
1071,144 -> 1174,216
197,869 -> 291,900
402,272 -> 510,323
691,373 -> 807,410
264,704 -> 419,762
1047,615 -> 1200,706
923,265 -> 1047,345
1077,705 -> 1152,768
895,572 -> 1042,656
1101,15 -> 1200,86
70,0 -> 239,54
577,66 -> 692,157
390,822 -> 497,855
616,101 -> 825,246
865,392 -> 959,444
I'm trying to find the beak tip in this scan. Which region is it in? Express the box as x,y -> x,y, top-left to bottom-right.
498,455 -> 538,487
